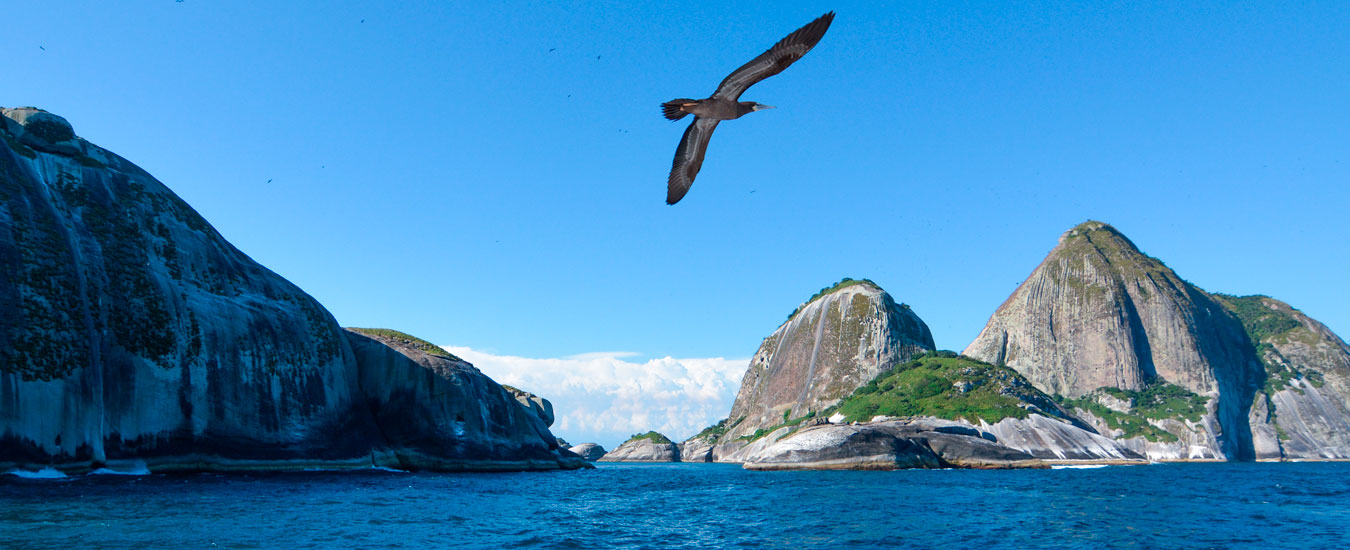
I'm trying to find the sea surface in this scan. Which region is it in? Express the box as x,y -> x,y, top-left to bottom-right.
2,462 -> 1347,549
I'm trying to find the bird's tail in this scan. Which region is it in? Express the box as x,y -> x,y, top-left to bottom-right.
662,99 -> 695,121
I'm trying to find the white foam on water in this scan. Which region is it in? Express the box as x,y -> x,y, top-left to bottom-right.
1050,464 -> 1109,470
90,461 -> 151,476
4,467 -> 68,479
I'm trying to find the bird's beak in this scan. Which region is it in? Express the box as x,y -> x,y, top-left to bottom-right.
754,104 -> 776,111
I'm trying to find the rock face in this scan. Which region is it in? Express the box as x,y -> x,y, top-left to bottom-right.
568,443 -> 607,461
967,415 -> 1141,461
963,221 -> 1264,460
598,433 -> 680,462
0,107 -> 586,473
713,279 -> 934,454
726,350 -> 1141,466
743,421 -> 1045,471
502,385 -> 555,427
344,329 -> 583,470
1213,295 -> 1350,459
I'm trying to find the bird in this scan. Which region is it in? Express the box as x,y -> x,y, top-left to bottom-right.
661,11 -> 834,205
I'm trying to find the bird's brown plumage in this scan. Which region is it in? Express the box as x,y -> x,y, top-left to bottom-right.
663,12 -> 834,205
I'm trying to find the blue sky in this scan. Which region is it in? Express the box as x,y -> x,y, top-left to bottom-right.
6,2 -> 1348,445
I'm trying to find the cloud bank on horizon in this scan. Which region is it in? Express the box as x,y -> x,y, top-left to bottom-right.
443,346 -> 749,449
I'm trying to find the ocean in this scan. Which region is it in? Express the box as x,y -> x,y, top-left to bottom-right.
2,462 -> 1347,549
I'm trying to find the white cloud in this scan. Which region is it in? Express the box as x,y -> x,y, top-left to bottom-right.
443,346 -> 748,451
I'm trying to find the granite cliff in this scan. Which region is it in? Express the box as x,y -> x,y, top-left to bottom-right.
1212,295 -> 1350,459
700,279 -> 935,459
681,279 -> 1136,467
963,221 -> 1350,461
0,107 -> 586,473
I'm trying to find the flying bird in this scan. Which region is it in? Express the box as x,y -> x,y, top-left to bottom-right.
661,11 -> 834,205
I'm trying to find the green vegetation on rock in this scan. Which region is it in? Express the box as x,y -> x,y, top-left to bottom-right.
692,417 -> 741,444
785,277 -> 881,322
1058,397 -> 1179,443
1055,221 -> 1178,289
348,327 -> 462,360
1100,383 -> 1209,423
1213,294 -> 1301,343
828,351 -> 1050,424
626,431 -> 673,445
1057,381 -> 1208,443
23,118 -> 74,144
1,130 -> 37,158
739,411 -> 817,442
1212,293 -> 1323,394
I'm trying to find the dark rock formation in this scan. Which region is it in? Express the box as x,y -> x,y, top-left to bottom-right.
500,385 -> 555,427
0,107 -> 586,474
344,329 -> 583,470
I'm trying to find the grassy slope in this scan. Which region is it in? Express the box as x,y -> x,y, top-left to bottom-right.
828,351 -> 1052,425
347,327 -> 463,361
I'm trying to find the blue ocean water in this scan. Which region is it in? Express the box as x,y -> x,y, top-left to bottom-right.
2,462 -> 1347,549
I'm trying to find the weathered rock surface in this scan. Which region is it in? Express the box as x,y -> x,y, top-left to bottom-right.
677,437 -> 714,463
598,433 -> 680,462
0,107 -> 586,474
502,385 -> 555,427
713,279 -> 934,452
971,415 -> 1142,461
345,329 -> 585,470
1214,295 -> 1350,459
963,221 -> 1264,460
568,443 -> 607,461
743,421 -> 1046,470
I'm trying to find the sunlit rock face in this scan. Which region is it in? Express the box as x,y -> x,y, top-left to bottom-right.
568,443 -> 606,461
964,221 -> 1262,460
598,433 -> 679,462
0,107 -> 586,473
694,279 -> 934,459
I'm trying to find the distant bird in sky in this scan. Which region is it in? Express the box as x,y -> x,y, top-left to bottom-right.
661,11 -> 834,205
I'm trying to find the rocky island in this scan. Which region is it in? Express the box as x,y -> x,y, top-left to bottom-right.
598,432 -> 680,462
668,224 -> 1350,469
0,107 -> 588,474
965,221 -> 1350,461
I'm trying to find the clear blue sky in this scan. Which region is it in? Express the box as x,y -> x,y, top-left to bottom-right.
6,1 -> 1348,361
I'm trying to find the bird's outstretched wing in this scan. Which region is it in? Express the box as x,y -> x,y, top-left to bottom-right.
711,12 -> 834,102
667,117 -> 720,205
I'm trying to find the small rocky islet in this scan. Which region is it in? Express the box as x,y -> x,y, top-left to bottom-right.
4,107 -> 1348,474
